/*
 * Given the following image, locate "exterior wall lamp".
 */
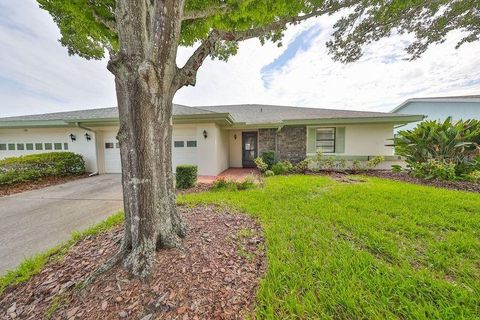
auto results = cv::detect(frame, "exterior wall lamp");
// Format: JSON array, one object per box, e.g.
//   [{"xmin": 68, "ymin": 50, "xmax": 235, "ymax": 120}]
[
  {"xmin": 69, "ymin": 133, "xmax": 76, "ymax": 141},
  {"xmin": 203, "ymin": 130, "xmax": 208, "ymax": 139},
  {"xmin": 85, "ymin": 133, "xmax": 91, "ymax": 141},
  {"xmin": 234, "ymin": 133, "xmax": 237, "ymax": 140}
]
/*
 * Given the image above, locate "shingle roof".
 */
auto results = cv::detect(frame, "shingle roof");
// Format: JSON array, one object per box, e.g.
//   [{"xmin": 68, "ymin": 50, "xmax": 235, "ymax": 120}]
[
  {"xmin": 0, "ymin": 104, "xmax": 215, "ymax": 122},
  {"xmin": 0, "ymin": 103, "xmax": 420, "ymax": 125},
  {"xmin": 197, "ymin": 104, "xmax": 412, "ymax": 124}
]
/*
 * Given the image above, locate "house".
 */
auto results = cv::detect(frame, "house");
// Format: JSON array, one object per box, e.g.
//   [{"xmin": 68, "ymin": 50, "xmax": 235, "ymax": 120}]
[
  {"xmin": 391, "ymin": 95, "xmax": 480, "ymax": 132},
  {"xmin": 0, "ymin": 104, "xmax": 423, "ymax": 175}
]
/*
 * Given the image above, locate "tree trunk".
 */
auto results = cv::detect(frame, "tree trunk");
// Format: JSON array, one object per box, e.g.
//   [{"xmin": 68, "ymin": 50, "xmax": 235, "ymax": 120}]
[{"xmin": 108, "ymin": 0, "xmax": 186, "ymax": 278}]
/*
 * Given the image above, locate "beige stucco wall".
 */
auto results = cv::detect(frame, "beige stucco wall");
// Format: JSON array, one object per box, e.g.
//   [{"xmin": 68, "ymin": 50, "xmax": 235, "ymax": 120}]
[
  {"xmin": 0, "ymin": 127, "xmax": 98, "ymax": 172},
  {"xmin": 344, "ymin": 123, "xmax": 394, "ymax": 156}
]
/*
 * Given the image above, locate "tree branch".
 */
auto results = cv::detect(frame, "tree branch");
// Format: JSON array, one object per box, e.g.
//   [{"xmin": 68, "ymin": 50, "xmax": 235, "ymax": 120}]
[
  {"xmin": 182, "ymin": 4, "xmax": 230, "ymax": 20},
  {"xmin": 175, "ymin": 4, "xmax": 354, "ymax": 89},
  {"xmin": 92, "ymin": 10, "xmax": 116, "ymax": 33}
]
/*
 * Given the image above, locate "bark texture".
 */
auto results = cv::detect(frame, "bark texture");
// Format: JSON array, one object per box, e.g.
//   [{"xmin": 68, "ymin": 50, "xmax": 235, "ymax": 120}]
[{"xmin": 109, "ymin": 0, "xmax": 186, "ymax": 278}]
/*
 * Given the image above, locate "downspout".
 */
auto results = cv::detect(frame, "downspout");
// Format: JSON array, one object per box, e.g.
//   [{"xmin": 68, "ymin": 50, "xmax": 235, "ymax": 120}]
[{"xmin": 75, "ymin": 122, "xmax": 99, "ymax": 176}]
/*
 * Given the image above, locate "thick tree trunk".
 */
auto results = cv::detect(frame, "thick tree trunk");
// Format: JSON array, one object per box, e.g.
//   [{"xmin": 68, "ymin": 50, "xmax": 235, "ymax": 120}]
[{"xmin": 108, "ymin": 0, "xmax": 186, "ymax": 278}]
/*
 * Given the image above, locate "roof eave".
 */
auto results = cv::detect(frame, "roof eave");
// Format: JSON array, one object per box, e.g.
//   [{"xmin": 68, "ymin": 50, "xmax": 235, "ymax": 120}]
[{"xmin": 283, "ymin": 115, "xmax": 425, "ymax": 125}]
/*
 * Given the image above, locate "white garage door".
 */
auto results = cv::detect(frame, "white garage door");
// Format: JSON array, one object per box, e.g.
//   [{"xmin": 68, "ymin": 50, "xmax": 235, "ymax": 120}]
[
  {"xmin": 103, "ymin": 133, "xmax": 121, "ymax": 173},
  {"xmin": 172, "ymin": 127, "xmax": 198, "ymax": 170},
  {"xmin": 102, "ymin": 129, "xmax": 198, "ymax": 174}
]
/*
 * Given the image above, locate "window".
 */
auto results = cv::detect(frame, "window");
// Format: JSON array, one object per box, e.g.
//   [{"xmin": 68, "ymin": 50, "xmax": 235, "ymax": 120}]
[
  {"xmin": 17, "ymin": 143, "xmax": 25, "ymax": 150},
  {"xmin": 35, "ymin": 143, "xmax": 43, "ymax": 150},
  {"xmin": 45, "ymin": 143, "xmax": 53, "ymax": 150},
  {"xmin": 54, "ymin": 143, "xmax": 62, "ymax": 150},
  {"xmin": 8, "ymin": 144, "xmax": 15, "ymax": 150},
  {"xmin": 63, "ymin": 143, "xmax": 68, "ymax": 150},
  {"xmin": 115, "ymin": 142, "xmax": 120, "ymax": 149},
  {"xmin": 174, "ymin": 141, "xmax": 184, "ymax": 148},
  {"xmin": 316, "ymin": 128, "xmax": 335, "ymax": 153},
  {"xmin": 26, "ymin": 143, "xmax": 34, "ymax": 150},
  {"xmin": 105, "ymin": 142, "xmax": 114, "ymax": 149},
  {"xmin": 186, "ymin": 140, "xmax": 197, "ymax": 147},
  {"xmin": 0, "ymin": 144, "xmax": 6, "ymax": 151}
]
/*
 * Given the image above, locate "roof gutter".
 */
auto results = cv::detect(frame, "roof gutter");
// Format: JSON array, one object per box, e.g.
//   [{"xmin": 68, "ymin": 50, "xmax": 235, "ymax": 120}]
[{"xmin": 74, "ymin": 122, "xmax": 94, "ymax": 132}]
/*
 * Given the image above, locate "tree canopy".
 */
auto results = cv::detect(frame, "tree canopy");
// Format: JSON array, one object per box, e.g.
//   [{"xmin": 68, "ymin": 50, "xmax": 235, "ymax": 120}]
[
  {"xmin": 37, "ymin": 0, "xmax": 351, "ymax": 60},
  {"xmin": 38, "ymin": 0, "xmax": 479, "ymax": 64},
  {"xmin": 327, "ymin": 0, "xmax": 480, "ymax": 62}
]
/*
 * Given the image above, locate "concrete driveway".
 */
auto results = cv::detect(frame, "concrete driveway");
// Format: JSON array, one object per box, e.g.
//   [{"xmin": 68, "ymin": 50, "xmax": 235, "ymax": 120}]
[{"xmin": 0, "ymin": 174, "xmax": 123, "ymax": 274}]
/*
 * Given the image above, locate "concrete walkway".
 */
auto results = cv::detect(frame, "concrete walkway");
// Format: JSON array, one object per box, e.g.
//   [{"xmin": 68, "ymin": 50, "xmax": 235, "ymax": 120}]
[{"xmin": 0, "ymin": 174, "xmax": 123, "ymax": 275}]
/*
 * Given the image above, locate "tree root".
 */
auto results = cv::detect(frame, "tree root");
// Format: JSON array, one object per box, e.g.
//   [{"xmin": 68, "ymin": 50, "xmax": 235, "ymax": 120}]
[{"xmin": 78, "ymin": 250, "xmax": 124, "ymax": 291}]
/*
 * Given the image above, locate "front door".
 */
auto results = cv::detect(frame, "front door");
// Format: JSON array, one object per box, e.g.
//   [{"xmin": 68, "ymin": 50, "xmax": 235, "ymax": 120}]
[{"xmin": 242, "ymin": 132, "xmax": 258, "ymax": 168}]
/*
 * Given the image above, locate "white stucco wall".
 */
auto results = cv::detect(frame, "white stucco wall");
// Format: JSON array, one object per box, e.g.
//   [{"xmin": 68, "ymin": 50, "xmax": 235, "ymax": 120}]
[
  {"xmin": 394, "ymin": 101, "xmax": 480, "ymax": 132},
  {"xmin": 344, "ymin": 123, "xmax": 394, "ymax": 156},
  {"xmin": 0, "ymin": 127, "xmax": 98, "ymax": 172}
]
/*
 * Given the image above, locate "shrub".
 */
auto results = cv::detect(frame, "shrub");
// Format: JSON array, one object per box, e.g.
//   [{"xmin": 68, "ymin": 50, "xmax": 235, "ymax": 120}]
[
  {"xmin": 261, "ymin": 151, "xmax": 276, "ymax": 169},
  {"xmin": 0, "ymin": 152, "xmax": 85, "ymax": 186},
  {"xmin": 237, "ymin": 175, "xmax": 256, "ymax": 190},
  {"xmin": 351, "ymin": 160, "xmax": 362, "ymax": 172},
  {"xmin": 254, "ymin": 157, "xmax": 268, "ymax": 173},
  {"xmin": 395, "ymin": 117, "xmax": 480, "ymax": 177},
  {"xmin": 464, "ymin": 170, "xmax": 480, "ymax": 183},
  {"xmin": 366, "ymin": 156, "xmax": 384, "ymax": 169},
  {"xmin": 410, "ymin": 160, "xmax": 457, "ymax": 181},
  {"xmin": 212, "ymin": 176, "xmax": 256, "ymax": 191},
  {"xmin": 294, "ymin": 159, "xmax": 310, "ymax": 173},
  {"xmin": 264, "ymin": 170, "xmax": 275, "ymax": 177},
  {"xmin": 391, "ymin": 164, "xmax": 402, "ymax": 173},
  {"xmin": 175, "ymin": 165, "xmax": 198, "ymax": 189},
  {"xmin": 272, "ymin": 161, "xmax": 293, "ymax": 175}
]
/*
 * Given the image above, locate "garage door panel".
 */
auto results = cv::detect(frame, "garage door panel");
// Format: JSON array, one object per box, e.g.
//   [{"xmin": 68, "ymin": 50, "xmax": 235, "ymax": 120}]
[{"xmin": 102, "ymin": 130, "xmax": 198, "ymax": 174}]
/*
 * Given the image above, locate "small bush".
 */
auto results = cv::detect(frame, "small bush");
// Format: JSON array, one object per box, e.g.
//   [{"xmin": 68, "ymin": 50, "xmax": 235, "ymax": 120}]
[
  {"xmin": 237, "ymin": 175, "xmax": 256, "ymax": 190},
  {"xmin": 261, "ymin": 151, "xmax": 276, "ymax": 169},
  {"xmin": 264, "ymin": 170, "xmax": 275, "ymax": 177},
  {"xmin": 272, "ymin": 161, "xmax": 293, "ymax": 175},
  {"xmin": 351, "ymin": 160, "xmax": 362, "ymax": 172},
  {"xmin": 212, "ymin": 176, "xmax": 256, "ymax": 191},
  {"xmin": 0, "ymin": 152, "xmax": 85, "ymax": 186},
  {"xmin": 176, "ymin": 165, "xmax": 198, "ymax": 189},
  {"xmin": 254, "ymin": 157, "xmax": 268, "ymax": 173},
  {"xmin": 464, "ymin": 170, "xmax": 480, "ymax": 183},
  {"xmin": 294, "ymin": 159, "xmax": 310, "ymax": 173},
  {"xmin": 391, "ymin": 164, "xmax": 402, "ymax": 173},
  {"xmin": 410, "ymin": 160, "xmax": 456, "ymax": 181},
  {"xmin": 366, "ymin": 156, "xmax": 384, "ymax": 169}
]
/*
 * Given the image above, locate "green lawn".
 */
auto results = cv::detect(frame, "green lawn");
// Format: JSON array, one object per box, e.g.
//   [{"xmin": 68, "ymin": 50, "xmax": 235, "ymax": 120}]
[{"xmin": 179, "ymin": 175, "xmax": 480, "ymax": 319}]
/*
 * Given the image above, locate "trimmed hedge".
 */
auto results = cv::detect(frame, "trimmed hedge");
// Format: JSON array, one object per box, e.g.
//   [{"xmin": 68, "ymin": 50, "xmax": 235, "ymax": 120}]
[
  {"xmin": 0, "ymin": 152, "xmax": 86, "ymax": 186},
  {"xmin": 176, "ymin": 165, "xmax": 198, "ymax": 189}
]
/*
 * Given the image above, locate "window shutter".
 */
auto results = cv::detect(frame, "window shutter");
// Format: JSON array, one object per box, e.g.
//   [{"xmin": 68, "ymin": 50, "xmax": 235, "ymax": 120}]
[
  {"xmin": 335, "ymin": 127, "xmax": 345, "ymax": 153},
  {"xmin": 307, "ymin": 127, "xmax": 317, "ymax": 154}
]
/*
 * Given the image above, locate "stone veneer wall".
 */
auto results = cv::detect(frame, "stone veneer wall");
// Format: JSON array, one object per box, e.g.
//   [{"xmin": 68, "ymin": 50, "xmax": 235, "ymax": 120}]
[{"xmin": 258, "ymin": 126, "xmax": 306, "ymax": 164}]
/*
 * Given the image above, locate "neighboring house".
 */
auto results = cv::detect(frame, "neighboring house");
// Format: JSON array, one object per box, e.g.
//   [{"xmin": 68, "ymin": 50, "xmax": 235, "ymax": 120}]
[
  {"xmin": 392, "ymin": 95, "xmax": 480, "ymax": 132},
  {"xmin": 0, "ymin": 104, "xmax": 422, "ymax": 175}
]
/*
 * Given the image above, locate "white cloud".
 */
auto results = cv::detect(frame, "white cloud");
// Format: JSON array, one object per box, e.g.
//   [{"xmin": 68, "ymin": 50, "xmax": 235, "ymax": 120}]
[{"xmin": 0, "ymin": 1, "xmax": 479, "ymax": 117}]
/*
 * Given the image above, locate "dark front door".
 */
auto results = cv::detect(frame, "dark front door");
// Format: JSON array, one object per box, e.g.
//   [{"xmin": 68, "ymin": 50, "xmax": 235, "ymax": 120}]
[{"xmin": 242, "ymin": 132, "xmax": 258, "ymax": 168}]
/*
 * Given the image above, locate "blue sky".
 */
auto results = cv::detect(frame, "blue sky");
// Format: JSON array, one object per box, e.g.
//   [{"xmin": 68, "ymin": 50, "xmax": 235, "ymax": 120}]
[{"xmin": 0, "ymin": 1, "xmax": 479, "ymax": 117}]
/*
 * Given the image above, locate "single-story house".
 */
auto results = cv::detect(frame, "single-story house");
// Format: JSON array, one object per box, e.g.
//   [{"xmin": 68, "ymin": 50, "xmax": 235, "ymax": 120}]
[
  {"xmin": 392, "ymin": 95, "xmax": 480, "ymax": 132},
  {"xmin": 0, "ymin": 104, "xmax": 423, "ymax": 175}
]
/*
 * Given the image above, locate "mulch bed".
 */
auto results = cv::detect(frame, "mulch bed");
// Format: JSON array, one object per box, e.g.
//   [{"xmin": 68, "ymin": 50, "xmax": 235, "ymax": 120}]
[
  {"xmin": 0, "ymin": 174, "xmax": 90, "ymax": 198},
  {"xmin": 177, "ymin": 183, "xmax": 212, "ymax": 195},
  {"xmin": 363, "ymin": 171, "xmax": 480, "ymax": 193},
  {"xmin": 0, "ymin": 205, "xmax": 266, "ymax": 320}
]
